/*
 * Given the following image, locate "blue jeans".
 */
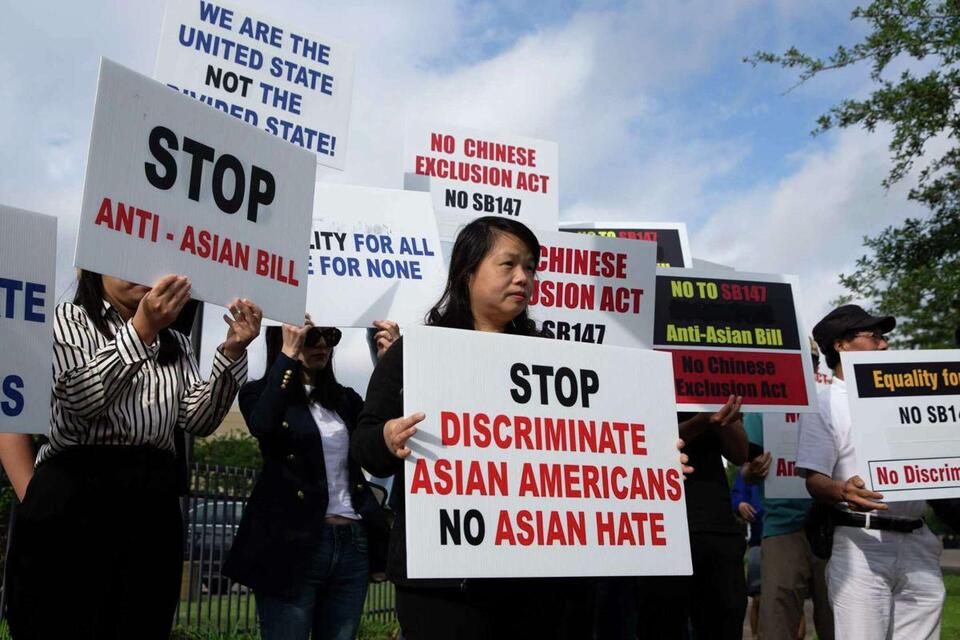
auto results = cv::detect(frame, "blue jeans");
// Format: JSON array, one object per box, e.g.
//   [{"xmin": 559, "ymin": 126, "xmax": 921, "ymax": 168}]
[{"xmin": 256, "ymin": 521, "xmax": 370, "ymax": 640}]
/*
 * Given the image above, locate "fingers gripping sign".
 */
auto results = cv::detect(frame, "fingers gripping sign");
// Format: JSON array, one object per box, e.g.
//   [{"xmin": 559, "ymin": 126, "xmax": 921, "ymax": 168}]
[
  {"xmin": 384, "ymin": 412, "xmax": 425, "ymax": 459},
  {"xmin": 372, "ymin": 319, "xmax": 401, "ymax": 359},
  {"xmin": 132, "ymin": 274, "xmax": 192, "ymax": 344},
  {"xmin": 222, "ymin": 298, "xmax": 263, "ymax": 360}
]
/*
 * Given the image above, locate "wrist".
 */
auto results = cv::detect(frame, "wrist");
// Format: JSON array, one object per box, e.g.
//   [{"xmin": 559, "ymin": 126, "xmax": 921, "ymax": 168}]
[
  {"xmin": 281, "ymin": 345, "xmax": 300, "ymax": 359},
  {"xmin": 131, "ymin": 313, "xmax": 158, "ymax": 345},
  {"xmin": 221, "ymin": 343, "xmax": 244, "ymax": 361}
]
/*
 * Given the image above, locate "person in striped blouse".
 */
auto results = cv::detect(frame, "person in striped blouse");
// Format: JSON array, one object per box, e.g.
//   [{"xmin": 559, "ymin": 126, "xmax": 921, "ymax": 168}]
[{"xmin": 6, "ymin": 270, "xmax": 262, "ymax": 640}]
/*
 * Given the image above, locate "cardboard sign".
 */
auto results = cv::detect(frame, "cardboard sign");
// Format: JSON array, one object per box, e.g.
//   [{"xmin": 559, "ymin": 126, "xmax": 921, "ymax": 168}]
[
  {"xmin": 845, "ymin": 349, "xmax": 960, "ymax": 501},
  {"xmin": 155, "ymin": 0, "xmax": 356, "ymax": 169},
  {"xmin": 762, "ymin": 414, "xmax": 807, "ymax": 499},
  {"xmin": 403, "ymin": 326, "xmax": 691, "ymax": 578},
  {"xmin": 529, "ymin": 230, "xmax": 657, "ymax": 348},
  {"xmin": 0, "ymin": 206, "xmax": 56, "ymax": 434},
  {"xmin": 75, "ymin": 58, "xmax": 314, "ymax": 325},
  {"xmin": 403, "ymin": 123, "xmax": 559, "ymax": 241},
  {"xmin": 308, "ymin": 185, "xmax": 445, "ymax": 327},
  {"xmin": 560, "ymin": 222, "xmax": 692, "ymax": 268},
  {"xmin": 652, "ymin": 268, "xmax": 817, "ymax": 412}
]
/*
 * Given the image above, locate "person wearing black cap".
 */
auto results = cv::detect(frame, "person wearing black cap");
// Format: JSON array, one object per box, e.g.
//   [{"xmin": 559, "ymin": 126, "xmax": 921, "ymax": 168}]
[{"xmin": 796, "ymin": 305, "xmax": 944, "ymax": 640}]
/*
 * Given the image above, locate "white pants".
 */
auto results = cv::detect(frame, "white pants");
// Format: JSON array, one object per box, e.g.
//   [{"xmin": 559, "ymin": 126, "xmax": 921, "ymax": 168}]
[{"xmin": 826, "ymin": 524, "xmax": 944, "ymax": 640}]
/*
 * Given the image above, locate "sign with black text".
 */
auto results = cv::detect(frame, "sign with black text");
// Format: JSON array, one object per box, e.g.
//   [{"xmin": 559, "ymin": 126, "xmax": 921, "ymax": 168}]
[
  {"xmin": 308, "ymin": 185, "xmax": 445, "ymax": 327},
  {"xmin": 653, "ymin": 268, "xmax": 817, "ymax": 412},
  {"xmin": 845, "ymin": 349, "xmax": 960, "ymax": 501},
  {"xmin": 762, "ymin": 413, "xmax": 807, "ymax": 499},
  {"xmin": 155, "ymin": 0, "xmax": 356, "ymax": 169},
  {"xmin": 1, "ymin": 205, "xmax": 56, "ymax": 434},
  {"xmin": 75, "ymin": 58, "xmax": 315, "ymax": 324},
  {"xmin": 560, "ymin": 222, "xmax": 691, "ymax": 268},
  {"xmin": 529, "ymin": 230, "xmax": 657, "ymax": 348},
  {"xmin": 403, "ymin": 326, "xmax": 691, "ymax": 578},
  {"xmin": 404, "ymin": 123, "xmax": 559, "ymax": 241}
]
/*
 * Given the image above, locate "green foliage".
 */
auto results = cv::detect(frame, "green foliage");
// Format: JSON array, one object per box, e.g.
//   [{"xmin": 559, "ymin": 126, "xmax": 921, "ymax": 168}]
[
  {"xmin": 747, "ymin": 1, "xmax": 960, "ymax": 348},
  {"xmin": 193, "ymin": 433, "xmax": 262, "ymax": 470}
]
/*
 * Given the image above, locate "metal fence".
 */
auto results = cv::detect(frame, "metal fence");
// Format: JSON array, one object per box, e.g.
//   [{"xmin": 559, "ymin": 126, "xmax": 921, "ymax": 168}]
[{"xmin": 176, "ymin": 463, "xmax": 396, "ymax": 634}]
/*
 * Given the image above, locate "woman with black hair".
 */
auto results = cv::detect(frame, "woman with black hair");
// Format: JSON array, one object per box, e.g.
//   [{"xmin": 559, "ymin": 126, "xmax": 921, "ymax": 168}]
[
  {"xmin": 224, "ymin": 315, "xmax": 397, "ymax": 640},
  {"xmin": 6, "ymin": 271, "xmax": 261, "ymax": 640},
  {"xmin": 352, "ymin": 216, "xmax": 574, "ymax": 639}
]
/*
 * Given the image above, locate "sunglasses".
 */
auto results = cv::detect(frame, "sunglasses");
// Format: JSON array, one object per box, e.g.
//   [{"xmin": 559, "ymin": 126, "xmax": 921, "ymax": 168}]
[{"xmin": 305, "ymin": 327, "xmax": 342, "ymax": 348}]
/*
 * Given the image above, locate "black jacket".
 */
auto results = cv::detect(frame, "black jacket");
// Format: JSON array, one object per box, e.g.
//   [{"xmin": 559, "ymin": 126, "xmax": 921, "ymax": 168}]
[{"xmin": 223, "ymin": 353, "xmax": 389, "ymax": 595}]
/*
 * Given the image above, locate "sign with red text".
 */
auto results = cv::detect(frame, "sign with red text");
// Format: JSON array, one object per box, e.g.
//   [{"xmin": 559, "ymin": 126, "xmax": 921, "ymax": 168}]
[
  {"xmin": 403, "ymin": 326, "xmax": 691, "ymax": 578},
  {"xmin": 155, "ymin": 0, "xmax": 356, "ymax": 170},
  {"xmin": 1, "ymin": 206, "xmax": 56, "ymax": 434},
  {"xmin": 561, "ymin": 222, "xmax": 692, "ymax": 268},
  {"xmin": 308, "ymin": 185, "xmax": 445, "ymax": 327},
  {"xmin": 762, "ymin": 414, "xmax": 807, "ymax": 499},
  {"xmin": 529, "ymin": 230, "xmax": 657, "ymax": 348},
  {"xmin": 75, "ymin": 58, "xmax": 314, "ymax": 324},
  {"xmin": 845, "ymin": 349, "xmax": 960, "ymax": 501},
  {"xmin": 653, "ymin": 268, "xmax": 817, "ymax": 412},
  {"xmin": 403, "ymin": 123, "xmax": 559, "ymax": 241}
]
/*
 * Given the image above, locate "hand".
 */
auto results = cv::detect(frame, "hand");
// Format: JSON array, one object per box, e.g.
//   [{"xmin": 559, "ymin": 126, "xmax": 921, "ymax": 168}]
[
  {"xmin": 372, "ymin": 320, "xmax": 400, "ymax": 359},
  {"xmin": 383, "ymin": 413, "xmax": 425, "ymax": 459},
  {"xmin": 222, "ymin": 299, "xmax": 262, "ymax": 360},
  {"xmin": 709, "ymin": 395, "xmax": 743, "ymax": 429},
  {"xmin": 132, "ymin": 275, "xmax": 191, "ymax": 344},
  {"xmin": 738, "ymin": 502, "xmax": 757, "ymax": 522},
  {"xmin": 282, "ymin": 314, "xmax": 314, "ymax": 359},
  {"xmin": 744, "ymin": 452, "xmax": 772, "ymax": 482},
  {"xmin": 677, "ymin": 439, "xmax": 694, "ymax": 476},
  {"xmin": 841, "ymin": 475, "xmax": 887, "ymax": 512}
]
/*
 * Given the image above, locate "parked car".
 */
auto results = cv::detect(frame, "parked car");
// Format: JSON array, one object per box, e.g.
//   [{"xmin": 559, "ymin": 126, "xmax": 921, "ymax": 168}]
[{"xmin": 185, "ymin": 499, "xmax": 245, "ymax": 593}]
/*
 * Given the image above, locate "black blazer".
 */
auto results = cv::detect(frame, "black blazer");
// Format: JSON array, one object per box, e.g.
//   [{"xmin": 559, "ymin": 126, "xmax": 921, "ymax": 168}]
[{"xmin": 223, "ymin": 353, "xmax": 388, "ymax": 595}]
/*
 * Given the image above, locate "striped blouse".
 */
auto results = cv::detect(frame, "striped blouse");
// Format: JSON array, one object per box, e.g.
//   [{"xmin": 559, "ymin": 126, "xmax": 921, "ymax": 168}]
[{"xmin": 36, "ymin": 300, "xmax": 247, "ymax": 465}]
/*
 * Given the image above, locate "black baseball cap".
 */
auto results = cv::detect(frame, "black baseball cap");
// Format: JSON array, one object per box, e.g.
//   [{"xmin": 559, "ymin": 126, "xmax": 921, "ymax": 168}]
[{"xmin": 812, "ymin": 304, "xmax": 895, "ymax": 351}]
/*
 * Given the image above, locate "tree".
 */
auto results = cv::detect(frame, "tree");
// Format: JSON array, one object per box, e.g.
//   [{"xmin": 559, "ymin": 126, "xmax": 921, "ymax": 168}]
[{"xmin": 746, "ymin": 0, "xmax": 960, "ymax": 348}]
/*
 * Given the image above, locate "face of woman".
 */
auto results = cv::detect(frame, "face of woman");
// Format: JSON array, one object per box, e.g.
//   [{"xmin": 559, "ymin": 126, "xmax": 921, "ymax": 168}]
[
  {"xmin": 299, "ymin": 337, "xmax": 332, "ymax": 372},
  {"xmin": 467, "ymin": 231, "xmax": 536, "ymax": 332},
  {"xmin": 101, "ymin": 275, "xmax": 150, "ymax": 317}
]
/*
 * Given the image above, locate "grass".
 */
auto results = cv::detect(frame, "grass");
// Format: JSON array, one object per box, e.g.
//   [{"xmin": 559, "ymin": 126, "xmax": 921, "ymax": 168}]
[{"xmin": 944, "ymin": 574, "xmax": 960, "ymax": 639}]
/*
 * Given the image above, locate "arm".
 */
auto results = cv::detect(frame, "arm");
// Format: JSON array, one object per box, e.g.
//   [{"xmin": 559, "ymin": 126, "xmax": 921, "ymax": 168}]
[
  {"xmin": 679, "ymin": 396, "xmax": 747, "ymax": 465},
  {"xmin": 352, "ymin": 340, "xmax": 408, "ymax": 478},
  {"xmin": 0, "ymin": 434, "xmax": 34, "ymax": 501},
  {"xmin": 177, "ymin": 339, "xmax": 248, "ymax": 437},
  {"xmin": 238, "ymin": 353, "xmax": 301, "ymax": 439},
  {"xmin": 52, "ymin": 303, "xmax": 159, "ymax": 420}
]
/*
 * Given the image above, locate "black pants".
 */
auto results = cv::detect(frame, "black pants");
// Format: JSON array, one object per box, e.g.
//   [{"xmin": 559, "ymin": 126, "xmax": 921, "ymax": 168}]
[
  {"xmin": 6, "ymin": 446, "xmax": 183, "ymax": 640},
  {"xmin": 396, "ymin": 578, "xmax": 588, "ymax": 640},
  {"xmin": 635, "ymin": 532, "xmax": 747, "ymax": 640}
]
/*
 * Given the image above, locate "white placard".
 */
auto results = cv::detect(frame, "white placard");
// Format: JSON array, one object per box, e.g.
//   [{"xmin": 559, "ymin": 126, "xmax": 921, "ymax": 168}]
[
  {"xmin": 529, "ymin": 230, "xmax": 657, "ymax": 348},
  {"xmin": 560, "ymin": 221, "xmax": 692, "ymax": 269},
  {"xmin": 155, "ymin": 0, "xmax": 356, "ymax": 169},
  {"xmin": 762, "ymin": 414, "xmax": 808, "ymax": 499},
  {"xmin": 307, "ymin": 185, "xmax": 446, "ymax": 327},
  {"xmin": 403, "ymin": 326, "xmax": 691, "ymax": 578},
  {"xmin": 1, "ymin": 206, "xmax": 56, "ymax": 434},
  {"xmin": 75, "ymin": 58, "xmax": 314, "ymax": 325},
  {"xmin": 404, "ymin": 122, "xmax": 559, "ymax": 241},
  {"xmin": 845, "ymin": 349, "xmax": 960, "ymax": 501}
]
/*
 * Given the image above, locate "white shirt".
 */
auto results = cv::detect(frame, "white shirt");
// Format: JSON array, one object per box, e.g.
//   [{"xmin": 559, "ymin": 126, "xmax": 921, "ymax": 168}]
[
  {"xmin": 797, "ymin": 376, "xmax": 925, "ymax": 519},
  {"xmin": 305, "ymin": 387, "xmax": 360, "ymax": 520}
]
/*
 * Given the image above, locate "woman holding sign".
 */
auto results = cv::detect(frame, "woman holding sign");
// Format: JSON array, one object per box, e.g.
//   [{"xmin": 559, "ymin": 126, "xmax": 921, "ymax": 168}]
[
  {"xmin": 6, "ymin": 270, "xmax": 262, "ymax": 640},
  {"xmin": 224, "ymin": 316, "xmax": 396, "ymax": 640},
  {"xmin": 353, "ymin": 216, "xmax": 602, "ymax": 639}
]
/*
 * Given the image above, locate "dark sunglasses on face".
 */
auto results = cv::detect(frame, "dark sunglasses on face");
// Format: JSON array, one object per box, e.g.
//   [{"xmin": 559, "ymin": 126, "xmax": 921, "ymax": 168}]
[{"xmin": 305, "ymin": 327, "xmax": 341, "ymax": 348}]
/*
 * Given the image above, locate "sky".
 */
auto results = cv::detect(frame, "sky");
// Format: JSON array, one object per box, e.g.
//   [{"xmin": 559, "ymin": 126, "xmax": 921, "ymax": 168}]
[{"xmin": 0, "ymin": 0, "xmax": 927, "ymax": 393}]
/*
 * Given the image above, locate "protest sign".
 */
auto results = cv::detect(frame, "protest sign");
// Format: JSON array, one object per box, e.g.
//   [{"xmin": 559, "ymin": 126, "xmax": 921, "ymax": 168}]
[
  {"xmin": 529, "ymin": 230, "xmax": 657, "ymax": 348},
  {"xmin": 403, "ymin": 326, "xmax": 691, "ymax": 578},
  {"xmin": 653, "ymin": 268, "xmax": 817, "ymax": 412},
  {"xmin": 762, "ymin": 413, "xmax": 807, "ymax": 499},
  {"xmin": 75, "ymin": 58, "xmax": 314, "ymax": 325},
  {"xmin": 155, "ymin": 0, "xmax": 356, "ymax": 169},
  {"xmin": 560, "ymin": 222, "xmax": 691, "ymax": 268},
  {"xmin": 1, "ymin": 206, "xmax": 56, "ymax": 434},
  {"xmin": 403, "ymin": 123, "xmax": 559, "ymax": 241},
  {"xmin": 307, "ymin": 184, "xmax": 445, "ymax": 327},
  {"xmin": 844, "ymin": 349, "xmax": 960, "ymax": 501}
]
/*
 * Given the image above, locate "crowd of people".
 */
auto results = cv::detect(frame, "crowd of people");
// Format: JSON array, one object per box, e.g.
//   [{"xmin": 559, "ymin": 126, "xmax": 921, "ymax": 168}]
[{"xmin": 0, "ymin": 215, "xmax": 956, "ymax": 640}]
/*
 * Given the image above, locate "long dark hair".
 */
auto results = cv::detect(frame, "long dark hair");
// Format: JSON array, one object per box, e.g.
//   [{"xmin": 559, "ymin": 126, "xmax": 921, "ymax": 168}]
[
  {"xmin": 263, "ymin": 326, "xmax": 347, "ymax": 413},
  {"xmin": 74, "ymin": 270, "xmax": 182, "ymax": 366},
  {"xmin": 426, "ymin": 216, "xmax": 543, "ymax": 337}
]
